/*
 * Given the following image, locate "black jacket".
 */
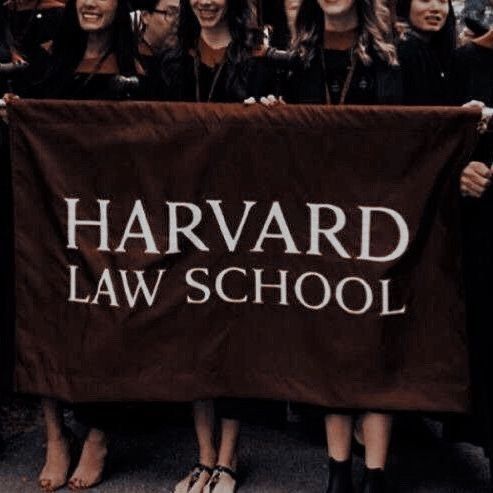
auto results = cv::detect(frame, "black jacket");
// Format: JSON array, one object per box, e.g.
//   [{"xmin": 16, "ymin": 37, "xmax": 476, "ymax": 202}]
[
  {"xmin": 283, "ymin": 48, "xmax": 402, "ymax": 105},
  {"xmin": 157, "ymin": 45, "xmax": 276, "ymax": 103}
]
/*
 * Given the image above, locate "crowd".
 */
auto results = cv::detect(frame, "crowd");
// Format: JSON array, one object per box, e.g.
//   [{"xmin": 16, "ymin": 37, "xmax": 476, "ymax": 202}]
[{"xmin": 1, "ymin": 0, "xmax": 493, "ymax": 492}]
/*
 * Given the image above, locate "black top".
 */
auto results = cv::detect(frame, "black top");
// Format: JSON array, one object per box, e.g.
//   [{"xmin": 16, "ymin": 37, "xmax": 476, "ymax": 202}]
[
  {"xmin": 450, "ymin": 42, "xmax": 493, "ymax": 163},
  {"xmin": 157, "ymin": 45, "xmax": 276, "ymax": 103},
  {"xmin": 283, "ymin": 48, "xmax": 402, "ymax": 105},
  {"xmin": 24, "ymin": 49, "xmax": 146, "ymax": 100},
  {"xmin": 398, "ymin": 31, "xmax": 448, "ymax": 105},
  {"xmin": 450, "ymin": 42, "xmax": 493, "ymax": 107},
  {"xmin": 445, "ymin": 39, "xmax": 493, "ymax": 457}
]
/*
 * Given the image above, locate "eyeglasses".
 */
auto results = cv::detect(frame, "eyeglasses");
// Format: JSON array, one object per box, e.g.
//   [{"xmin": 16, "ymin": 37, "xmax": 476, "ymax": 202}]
[{"xmin": 152, "ymin": 7, "xmax": 179, "ymax": 21}]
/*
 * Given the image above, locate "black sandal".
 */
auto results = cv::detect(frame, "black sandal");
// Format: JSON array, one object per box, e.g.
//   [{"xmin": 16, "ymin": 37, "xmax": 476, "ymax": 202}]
[
  {"xmin": 208, "ymin": 465, "xmax": 238, "ymax": 492},
  {"xmin": 187, "ymin": 463, "xmax": 213, "ymax": 492}
]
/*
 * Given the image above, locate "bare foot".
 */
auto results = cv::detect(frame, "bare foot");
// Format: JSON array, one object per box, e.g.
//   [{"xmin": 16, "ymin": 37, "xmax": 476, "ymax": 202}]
[
  {"xmin": 204, "ymin": 467, "xmax": 237, "ymax": 493},
  {"xmin": 174, "ymin": 465, "xmax": 212, "ymax": 493},
  {"xmin": 68, "ymin": 434, "xmax": 107, "ymax": 490},
  {"xmin": 38, "ymin": 436, "xmax": 71, "ymax": 492}
]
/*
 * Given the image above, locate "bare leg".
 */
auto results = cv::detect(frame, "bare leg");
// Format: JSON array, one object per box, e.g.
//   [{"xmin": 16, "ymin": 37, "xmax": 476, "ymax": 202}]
[
  {"xmin": 174, "ymin": 400, "xmax": 217, "ymax": 493},
  {"xmin": 217, "ymin": 418, "xmax": 239, "ymax": 468},
  {"xmin": 362, "ymin": 412, "xmax": 392, "ymax": 469},
  {"xmin": 325, "ymin": 414, "xmax": 353, "ymax": 461},
  {"xmin": 204, "ymin": 418, "xmax": 239, "ymax": 493},
  {"xmin": 68, "ymin": 428, "xmax": 107, "ymax": 490},
  {"xmin": 196, "ymin": 400, "xmax": 217, "ymax": 467},
  {"xmin": 39, "ymin": 398, "xmax": 71, "ymax": 492}
]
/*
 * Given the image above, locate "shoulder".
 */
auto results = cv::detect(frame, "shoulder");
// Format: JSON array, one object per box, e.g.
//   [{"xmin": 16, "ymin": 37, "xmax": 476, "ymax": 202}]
[
  {"xmin": 396, "ymin": 33, "xmax": 430, "ymax": 64},
  {"xmin": 453, "ymin": 43, "xmax": 487, "ymax": 65}
]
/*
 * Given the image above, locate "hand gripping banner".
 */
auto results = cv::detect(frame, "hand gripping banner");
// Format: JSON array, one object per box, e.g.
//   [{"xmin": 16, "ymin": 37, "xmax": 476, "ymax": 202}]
[{"xmin": 9, "ymin": 101, "xmax": 479, "ymax": 411}]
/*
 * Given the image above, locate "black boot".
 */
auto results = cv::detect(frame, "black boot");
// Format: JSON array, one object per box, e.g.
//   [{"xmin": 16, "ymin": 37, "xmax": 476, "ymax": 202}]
[
  {"xmin": 326, "ymin": 457, "xmax": 353, "ymax": 493},
  {"xmin": 361, "ymin": 467, "xmax": 386, "ymax": 493}
]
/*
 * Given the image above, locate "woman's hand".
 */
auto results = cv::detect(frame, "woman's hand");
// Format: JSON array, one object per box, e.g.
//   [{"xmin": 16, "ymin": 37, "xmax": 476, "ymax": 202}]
[
  {"xmin": 462, "ymin": 99, "xmax": 485, "ymax": 111},
  {"xmin": 244, "ymin": 95, "xmax": 285, "ymax": 107},
  {"xmin": 460, "ymin": 161, "xmax": 492, "ymax": 198},
  {"xmin": 0, "ymin": 93, "xmax": 20, "ymax": 123}
]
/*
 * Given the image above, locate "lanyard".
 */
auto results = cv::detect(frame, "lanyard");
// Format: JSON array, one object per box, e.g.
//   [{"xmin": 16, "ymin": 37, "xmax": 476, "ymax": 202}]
[
  {"xmin": 320, "ymin": 47, "xmax": 357, "ymax": 105},
  {"xmin": 193, "ymin": 48, "xmax": 227, "ymax": 103},
  {"xmin": 77, "ymin": 49, "xmax": 113, "ymax": 90}
]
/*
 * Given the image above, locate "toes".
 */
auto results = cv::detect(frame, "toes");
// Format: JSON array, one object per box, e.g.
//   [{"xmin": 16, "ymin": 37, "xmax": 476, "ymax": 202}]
[
  {"xmin": 68, "ymin": 478, "xmax": 80, "ymax": 490},
  {"xmin": 38, "ymin": 479, "xmax": 52, "ymax": 492},
  {"xmin": 69, "ymin": 476, "xmax": 92, "ymax": 490}
]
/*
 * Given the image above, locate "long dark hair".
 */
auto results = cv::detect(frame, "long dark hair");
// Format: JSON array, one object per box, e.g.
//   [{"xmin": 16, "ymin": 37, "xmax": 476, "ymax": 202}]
[
  {"xmin": 396, "ymin": 0, "xmax": 456, "ymax": 66},
  {"xmin": 177, "ymin": 0, "xmax": 258, "ymax": 62},
  {"xmin": 50, "ymin": 0, "xmax": 138, "ymax": 76},
  {"xmin": 261, "ymin": 0, "xmax": 291, "ymax": 49},
  {"xmin": 0, "ymin": 4, "xmax": 15, "ymax": 63},
  {"xmin": 294, "ymin": 0, "xmax": 398, "ymax": 66}
]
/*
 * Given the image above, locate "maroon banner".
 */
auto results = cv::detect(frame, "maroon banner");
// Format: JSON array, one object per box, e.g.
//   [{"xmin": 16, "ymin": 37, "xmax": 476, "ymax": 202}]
[{"xmin": 9, "ymin": 100, "xmax": 479, "ymax": 411}]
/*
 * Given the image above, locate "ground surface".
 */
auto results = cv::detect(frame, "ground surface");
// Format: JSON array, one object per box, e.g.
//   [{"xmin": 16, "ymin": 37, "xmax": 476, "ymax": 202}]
[{"xmin": 0, "ymin": 398, "xmax": 490, "ymax": 492}]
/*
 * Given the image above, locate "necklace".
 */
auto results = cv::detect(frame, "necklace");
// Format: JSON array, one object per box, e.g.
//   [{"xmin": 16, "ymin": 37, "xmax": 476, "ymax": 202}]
[
  {"xmin": 320, "ymin": 46, "xmax": 357, "ymax": 105},
  {"xmin": 193, "ymin": 42, "xmax": 228, "ymax": 103}
]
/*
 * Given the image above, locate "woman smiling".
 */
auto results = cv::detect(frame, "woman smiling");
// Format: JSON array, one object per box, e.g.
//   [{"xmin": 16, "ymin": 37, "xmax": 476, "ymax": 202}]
[
  {"xmin": 397, "ymin": 0, "xmax": 456, "ymax": 104},
  {"xmin": 157, "ymin": 0, "xmax": 272, "ymax": 102},
  {"xmin": 284, "ymin": 0, "xmax": 400, "ymax": 105},
  {"xmin": 282, "ymin": 1, "xmax": 400, "ymax": 492},
  {"xmin": 31, "ymin": 0, "xmax": 143, "ymax": 99},
  {"xmin": 30, "ymin": 0, "xmax": 144, "ymax": 491}
]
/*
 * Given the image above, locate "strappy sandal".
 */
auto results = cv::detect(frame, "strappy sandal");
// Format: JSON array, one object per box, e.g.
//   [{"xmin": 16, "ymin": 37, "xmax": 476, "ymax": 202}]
[
  {"xmin": 187, "ymin": 463, "xmax": 214, "ymax": 492},
  {"xmin": 207, "ymin": 465, "xmax": 238, "ymax": 493}
]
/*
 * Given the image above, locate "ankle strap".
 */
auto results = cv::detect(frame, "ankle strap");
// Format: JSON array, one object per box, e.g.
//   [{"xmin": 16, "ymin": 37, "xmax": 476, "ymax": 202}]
[
  {"xmin": 212, "ymin": 465, "xmax": 237, "ymax": 480},
  {"xmin": 193, "ymin": 463, "xmax": 214, "ymax": 475},
  {"xmin": 188, "ymin": 463, "xmax": 213, "ymax": 490}
]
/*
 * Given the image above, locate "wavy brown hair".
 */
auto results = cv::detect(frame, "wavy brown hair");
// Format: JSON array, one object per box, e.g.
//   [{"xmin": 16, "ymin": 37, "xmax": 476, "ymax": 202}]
[{"xmin": 293, "ymin": 0, "xmax": 398, "ymax": 66}]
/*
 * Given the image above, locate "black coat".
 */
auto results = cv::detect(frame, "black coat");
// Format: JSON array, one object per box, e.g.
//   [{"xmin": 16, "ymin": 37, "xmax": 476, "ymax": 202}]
[
  {"xmin": 157, "ymin": 45, "xmax": 276, "ymax": 103},
  {"xmin": 398, "ymin": 32, "xmax": 449, "ymax": 105},
  {"xmin": 283, "ymin": 48, "xmax": 402, "ymax": 105},
  {"xmin": 446, "ymin": 41, "xmax": 493, "ymax": 456}
]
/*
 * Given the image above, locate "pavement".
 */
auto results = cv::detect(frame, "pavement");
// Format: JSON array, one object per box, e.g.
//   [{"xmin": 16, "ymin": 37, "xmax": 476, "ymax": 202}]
[{"xmin": 0, "ymin": 399, "xmax": 491, "ymax": 493}]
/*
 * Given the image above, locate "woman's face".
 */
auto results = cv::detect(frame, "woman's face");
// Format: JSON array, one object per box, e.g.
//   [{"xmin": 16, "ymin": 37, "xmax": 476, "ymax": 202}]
[
  {"xmin": 190, "ymin": 0, "xmax": 228, "ymax": 29},
  {"xmin": 76, "ymin": 0, "xmax": 118, "ymax": 32},
  {"xmin": 317, "ymin": 0, "xmax": 357, "ymax": 19},
  {"xmin": 409, "ymin": 0, "xmax": 449, "ymax": 32}
]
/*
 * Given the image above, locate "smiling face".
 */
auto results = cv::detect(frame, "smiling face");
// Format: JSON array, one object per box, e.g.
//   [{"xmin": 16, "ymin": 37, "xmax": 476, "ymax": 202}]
[
  {"xmin": 76, "ymin": 0, "xmax": 118, "ymax": 32},
  {"xmin": 189, "ymin": 0, "xmax": 227, "ymax": 29},
  {"xmin": 409, "ymin": 0, "xmax": 449, "ymax": 32},
  {"xmin": 317, "ymin": 0, "xmax": 357, "ymax": 19}
]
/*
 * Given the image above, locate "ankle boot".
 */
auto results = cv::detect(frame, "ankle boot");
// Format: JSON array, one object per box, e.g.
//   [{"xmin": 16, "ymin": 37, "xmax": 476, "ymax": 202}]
[
  {"xmin": 361, "ymin": 467, "xmax": 385, "ymax": 493},
  {"xmin": 325, "ymin": 457, "xmax": 353, "ymax": 493}
]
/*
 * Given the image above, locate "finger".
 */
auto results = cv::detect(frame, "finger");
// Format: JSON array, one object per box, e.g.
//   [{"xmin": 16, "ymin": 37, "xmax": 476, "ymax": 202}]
[
  {"xmin": 463, "ymin": 99, "xmax": 486, "ymax": 109},
  {"xmin": 469, "ymin": 175, "xmax": 491, "ymax": 188},
  {"xmin": 243, "ymin": 97, "xmax": 256, "ymax": 106},
  {"xmin": 462, "ymin": 180, "xmax": 486, "ymax": 197},
  {"xmin": 469, "ymin": 162, "xmax": 491, "ymax": 178},
  {"xmin": 260, "ymin": 96, "xmax": 272, "ymax": 107},
  {"xmin": 461, "ymin": 183, "xmax": 481, "ymax": 198}
]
